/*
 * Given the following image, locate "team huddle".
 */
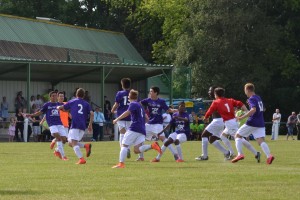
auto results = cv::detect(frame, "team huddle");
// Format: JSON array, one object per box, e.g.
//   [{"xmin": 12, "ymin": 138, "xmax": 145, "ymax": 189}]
[{"xmin": 26, "ymin": 78, "xmax": 275, "ymax": 167}]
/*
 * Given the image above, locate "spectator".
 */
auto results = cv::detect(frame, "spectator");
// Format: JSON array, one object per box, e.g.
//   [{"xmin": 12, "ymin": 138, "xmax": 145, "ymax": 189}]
[
  {"xmin": 35, "ymin": 94, "xmax": 43, "ymax": 110},
  {"xmin": 1, "ymin": 96, "xmax": 9, "ymax": 123},
  {"xmin": 197, "ymin": 108, "xmax": 205, "ymax": 124},
  {"xmin": 297, "ymin": 112, "xmax": 300, "ymax": 140},
  {"xmin": 63, "ymin": 91, "xmax": 68, "ymax": 102},
  {"xmin": 104, "ymin": 96, "xmax": 112, "ymax": 134},
  {"xmin": 30, "ymin": 104, "xmax": 41, "ymax": 142},
  {"xmin": 14, "ymin": 91, "xmax": 26, "ymax": 114},
  {"xmin": 162, "ymin": 110, "xmax": 172, "ymax": 138},
  {"xmin": 29, "ymin": 95, "xmax": 36, "ymax": 112},
  {"xmin": 92, "ymin": 107, "xmax": 105, "ymax": 141},
  {"xmin": 15, "ymin": 108, "xmax": 24, "ymax": 142},
  {"xmin": 83, "ymin": 90, "xmax": 91, "ymax": 104},
  {"xmin": 271, "ymin": 109, "xmax": 281, "ymax": 140},
  {"xmin": 286, "ymin": 112, "xmax": 297, "ymax": 140},
  {"xmin": 40, "ymin": 118, "xmax": 51, "ymax": 142},
  {"xmin": 8, "ymin": 117, "xmax": 16, "ymax": 142},
  {"xmin": 197, "ymin": 123, "xmax": 205, "ymax": 140},
  {"xmin": 70, "ymin": 88, "xmax": 79, "ymax": 100}
]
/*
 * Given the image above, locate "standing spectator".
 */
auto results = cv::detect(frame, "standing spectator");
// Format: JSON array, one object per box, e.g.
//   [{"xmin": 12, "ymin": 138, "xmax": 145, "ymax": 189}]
[
  {"xmin": 271, "ymin": 109, "xmax": 281, "ymax": 140},
  {"xmin": 92, "ymin": 107, "xmax": 105, "ymax": 141},
  {"xmin": 15, "ymin": 108, "xmax": 24, "ymax": 142},
  {"xmin": 297, "ymin": 112, "xmax": 300, "ymax": 140},
  {"xmin": 63, "ymin": 91, "xmax": 68, "ymax": 102},
  {"xmin": 35, "ymin": 94, "xmax": 43, "ymax": 110},
  {"xmin": 286, "ymin": 112, "xmax": 297, "ymax": 140},
  {"xmin": 14, "ymin": 91, "xmax": 26, "ymax": 114},
  {"xmin": 104, "ymin": 96, "xmax": 112, "ymax": 134},
  {"xmin": 84, "ymin": 90, "xmax": 91, "ymax": 104},
  {"xmin": 29, "ymin": 95, "xmax": 36, "ymax": 112},
  {"xmin": 1, "ymin": 96, "xmax": 9, "ymax": 124},
  {"xmin": 31, "ymin": 104, "xmax": 41, "ymax": 142},
  {"xmin": 8, "ymin": 117, "xmax": 16, "ymax": 142}
]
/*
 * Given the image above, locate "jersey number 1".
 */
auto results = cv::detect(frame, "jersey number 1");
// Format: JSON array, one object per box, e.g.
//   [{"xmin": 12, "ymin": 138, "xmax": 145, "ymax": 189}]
[{"xmin": 224, "ymin": 103, "xmax": 230, "ymax": 113}]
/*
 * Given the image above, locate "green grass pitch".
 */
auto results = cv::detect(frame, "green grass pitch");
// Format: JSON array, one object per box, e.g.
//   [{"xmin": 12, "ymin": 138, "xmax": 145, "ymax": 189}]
[{"xmin": 0, "ymin": 137, "xmax": 299, "ymax": 200}]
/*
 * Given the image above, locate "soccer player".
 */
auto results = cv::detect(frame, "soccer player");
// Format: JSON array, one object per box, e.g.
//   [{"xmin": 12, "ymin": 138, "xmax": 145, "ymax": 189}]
[
  {"xmin": 111, "ymin": 78, "xmax": 132, "ymax": 158},
  {"xmin": 112, "ymin": 89, "xmax": 162, "ymax": 168},
  {"xmin": 50, "ymin": 92, "xmax": 70, "ymax": 155},
  {"xmin": 137, "ymin": 86, "xmax": 177, "ymax": 161},
  {"xmin": 232, "ymin": 83, "xmax": 275, "ymax": 164},
  {"xmin": 57, "ymin": 88, "xmax": 93, "ymax": 164},
  {"xmin": 204, "ymin": 87, "xmax": 260, "ymax": 161},
  {"xmin": 195, "ymin": 86, "xmax": 230, "ymax": 161},
  {"xmin": 152, "ymin": 101, "xmax": 189, "ymax": 162},
  {"xmin": 28, "ymin": 91, "xmax": 67, "ymax": 160}
]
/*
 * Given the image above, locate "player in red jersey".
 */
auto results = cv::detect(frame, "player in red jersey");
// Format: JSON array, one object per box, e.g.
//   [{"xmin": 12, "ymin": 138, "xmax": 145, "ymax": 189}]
[{"xmin": 204, "ymin": 87, "xmax": 260, "ymax": 161}]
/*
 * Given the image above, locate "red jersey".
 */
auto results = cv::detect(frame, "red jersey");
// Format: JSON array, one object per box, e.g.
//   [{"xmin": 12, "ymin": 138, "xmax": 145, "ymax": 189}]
[{"xmin": 205, "ymin": 97, "xmax": 244, "ymax": 121}]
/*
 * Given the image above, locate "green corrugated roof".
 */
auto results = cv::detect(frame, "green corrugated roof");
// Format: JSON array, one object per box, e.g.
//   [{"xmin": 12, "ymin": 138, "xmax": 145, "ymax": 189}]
[{"xmin": 0, "ymin": 14, "xmax": 145, "ymax": 63}]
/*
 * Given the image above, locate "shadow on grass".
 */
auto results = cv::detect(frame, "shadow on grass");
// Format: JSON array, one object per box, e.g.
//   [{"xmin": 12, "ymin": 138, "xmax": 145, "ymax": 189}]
[{"xmin": 0, "ymin": 189, "xmax": 41, "ymax": 195}]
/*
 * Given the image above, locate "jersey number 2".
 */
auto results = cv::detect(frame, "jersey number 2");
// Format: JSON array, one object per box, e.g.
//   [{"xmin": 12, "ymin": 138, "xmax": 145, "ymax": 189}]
[{"xmin": 78, "ymin": 104, "xmax": 83, "ymax": 114}]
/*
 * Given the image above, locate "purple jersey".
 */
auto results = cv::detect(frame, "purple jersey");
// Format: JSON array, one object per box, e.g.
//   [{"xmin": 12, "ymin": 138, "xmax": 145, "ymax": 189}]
[
  {"xmin": 171, "ymin": 112, "xmax": 190, "ymax": 136},
  {"xmin": 115, "ymin": 90, "xmax": 131, "ymax": 121},
  {"xmin": 40, "ymin": 102, "xmax": 63, "ymax": 126},
  {"xmin": 246, "ymin": 95, "xmax": 265, "ymax": 127},
  {"xmin": 141, "ymin": 98, "xmax": 169, "ymax": 124},
  {"xmin": 63, "ymin": 98, "xmax": 91, "ymax": 131},
  {"xmin": 128, "ymin": 101, "xmax": 146, "ymax": 135}
]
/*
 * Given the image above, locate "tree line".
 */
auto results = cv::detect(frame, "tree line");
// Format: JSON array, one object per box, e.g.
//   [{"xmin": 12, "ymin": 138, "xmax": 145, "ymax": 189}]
[{"xmin": 1, "ymin": 0, "xmax": 299, "ymax": 119}]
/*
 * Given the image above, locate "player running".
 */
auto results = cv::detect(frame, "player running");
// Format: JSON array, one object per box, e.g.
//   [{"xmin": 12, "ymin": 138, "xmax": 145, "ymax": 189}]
[
  {"xmin": 152, "ymin": 101, "xmax": 189, "ymax": 162},
  {"xmin": 28, "ymin": 91, "xmax": 67, "ymax": 160},
  {"xmin": 195, "ymin": 86, "xmax": 230, "ymax": 161},
  {"xmin": 232, "ymin": 83, "xmax": 275, "ymax": 164},
  {"xmin": 136, "ymin": 86, "xmax": 177, "ymax": 161},
  {"xmin": 111, "ymin": 78, "xmax": 132, "ymax": 158},
  {"xmin": 57, "ymin": 88, "xmax": 93, "ymax": 164},
  {"xmin": 204, "ymin": 87, "xmax": 260, "ymax": 162},
  {"xmin": 112, "ymin": 89, "xmax": 162, "ymax": 168}
]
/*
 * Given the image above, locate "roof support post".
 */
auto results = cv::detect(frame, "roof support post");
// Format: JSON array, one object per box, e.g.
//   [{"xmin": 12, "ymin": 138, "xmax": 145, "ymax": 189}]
[
  {"xmin": 101, "ymin": 66, "xmax": 105, "ymax": 109},
  {"xmin": 168, "ymin": 68, "xmax": 173, "ymax": 105},
  {"xmin": 26, "ymin": 63, "xmax": 31, "ymax": 112}
]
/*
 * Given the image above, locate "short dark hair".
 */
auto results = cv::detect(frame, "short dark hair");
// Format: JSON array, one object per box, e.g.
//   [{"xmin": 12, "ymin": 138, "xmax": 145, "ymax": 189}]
[
  {"xmin": 57, "ymin": 91, "xmax": 64, "ymax": 96},
  {"xmin": 121, "ymin": 78, "xmax": 131, "ymax": 89},
  {"xmin": 178, "ymin": 101, "xmax": 185, "ymax": 106},
  {"xmin": 76, "ymin": 88, "xmax": 85, "ymax": 98},
  {"xmin": 214, "ymin": 87, "xmax": 225, "ymax": 97},
  {"xmin": 49, "ymin": 91, "xmax": 56, "ymax": 97},
  {"xmin": 129, "ymin": 89, "xmax": 138, "ymax": 100},
  {"xmin": 151, "ymin": 86, "xmax": 160, "ymax": 95}
]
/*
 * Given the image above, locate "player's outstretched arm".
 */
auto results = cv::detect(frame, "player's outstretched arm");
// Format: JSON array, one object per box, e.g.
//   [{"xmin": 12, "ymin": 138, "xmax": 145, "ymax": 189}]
[
  {"xmin": 158, "ymin": 123, "xmax": 171, "ymax": 137},
  {"xmin": 113, "ymin": 110, "xmax": 131, "ymax": 124},
  {"xmin": 111, "ymin": 102, "xmax": 119, "ymax": 113}
]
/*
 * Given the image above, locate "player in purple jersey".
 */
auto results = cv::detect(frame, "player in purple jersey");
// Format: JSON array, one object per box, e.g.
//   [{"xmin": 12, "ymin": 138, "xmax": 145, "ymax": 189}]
[
  {"xmin": 111, "ymin": 78, "xmax": 132, "ymax": 158},
  {"xmin": 152, "ymin": 102, "xmax": 189, "ymax": 162},
  {"xmin": 57, "ymin": 88, "xmax": 94, "ymax": 165},
  {"xmin": 112, "ymin": 89, "xmax": 162, "ymax": 168},
  {"xmin": 28, "ymin": 91, "xmax": 67, "ymax": 160},
  {"xmin": 232, "ymin": 83, "xmax": 275, "ymax": 164},
  {"xmin": 136, "ymin": 86, "xmax": 178, "ymax": 161}
]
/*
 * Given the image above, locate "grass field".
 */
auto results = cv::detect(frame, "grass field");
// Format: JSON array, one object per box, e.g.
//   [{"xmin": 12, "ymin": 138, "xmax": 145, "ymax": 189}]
[{"xmin": 0, "ymin": 137, "xmax": 299, "ymax": 200}]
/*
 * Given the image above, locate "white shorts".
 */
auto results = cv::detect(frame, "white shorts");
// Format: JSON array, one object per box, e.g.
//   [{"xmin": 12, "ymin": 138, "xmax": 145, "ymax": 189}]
[
  {"xmin": 68, "ymin": 129, "xmax": 85, "ymax": 142},
  {"xmin": 205, "ymin": 118, "xmax": 224, "ymax": 137},
  {"xmin": 32, "ymin": 126, "xmax": 41, "ymax": 135},
  {"xmin": 168, "ymin": 132, "xmax": 187, "ymax": 144},
  {"xmin": 237, "ymin": 124, "xmax": 266, "ymax": 139},
  {"xmin": 49, "ymin": 125, "xmax": 67, "ymax": 137},
  {"xmin": 122, "ymin": 130, "xmax": 145, "ymax": 146},
  {"xmin": 64, "ymin": 127, "xmax": 69, "ymax": 137},
  {"xmin": 223, "ymin": 119, "xmax": 239, "ymax": 136},
  {"xmin": 145, "ymin": 123, "xmax": 165, "ymax": 140},
  {"xmin": 117, "ymin": 120, "xmax": 132, "ymax": 132}
]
